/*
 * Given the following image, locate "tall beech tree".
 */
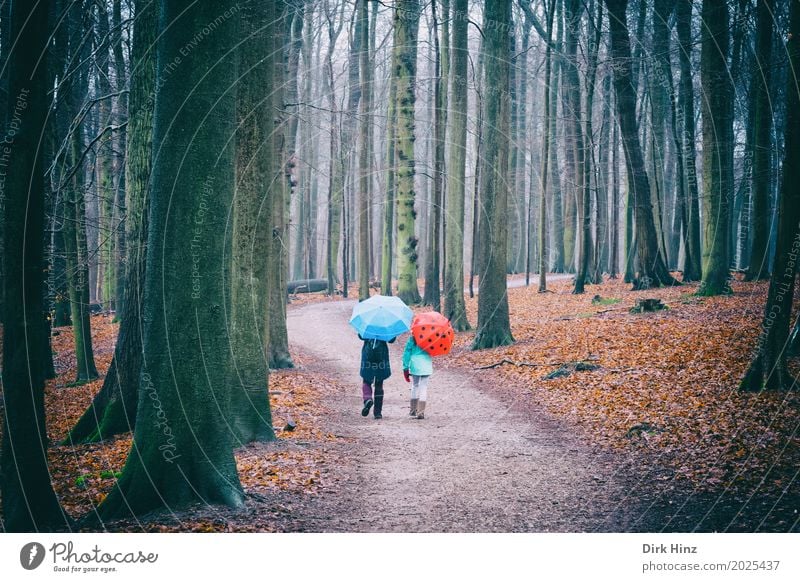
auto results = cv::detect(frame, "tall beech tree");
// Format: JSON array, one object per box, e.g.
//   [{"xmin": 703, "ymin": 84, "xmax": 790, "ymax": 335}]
[
  {"xmin": 1, "ymin": 0, "xmax": 72, "ymax": 532},
  {"xmin": 381, "ymin": 65, "xmax": 398, "ymax": 295},
  {"xmin": 442, "ymin": 0, "xmax": 469, "ymax": 330},
  {"xmin": 66, "ymin": 0, "xmax": 156, "ymax": 444},
  {"xmin": 698, "ymin": 0, "xmax": 734, "ymax": 296},
  {"xmin": 473, "ymin": 0, "xmax": 514, "ymax": 350},
  {"xmin": 740, "ymin": 0, "xmax": 800, "ymax": 392},
  {"xmin": 267, "ymin": 1, "xmax": 295, "ymax": 369},
  {"xmin": 325, "ymin": 0, "xmax": 346, "ymax": 295},
  {"xmin": 393, "ymin": 0, "xmax": 422, "ymax": 305},
  {"xmin": 676, "ymin": 0, "xmax": 702, "ymax": 282},
  {"xmin": 62, "ymin": 4, "xmax": 99, "ymax": 383},
  {"xmin": 538, "ymin": 0, "xmax": 556, "ymax": 293},
  {"xmin": 228, "ymin": 0, "xmax": 277, "ymax": 444},
  {"xmin": 605, "ymin": 0, "xmax": 677, "ymax": 289},
  {"xmin": 423, "ymin": 0, "xmax": 447, "ymax": 310},
  {"xmin": 96, "ymin": 0, "xmax": 244, "ymax": 521},
  {"xmin": 745, "ymin": 0, "xmax": 775, "ymax": 282},
  {"xmin": 357, "ymin": 0, "xmax": 371, "ymax": 300}
]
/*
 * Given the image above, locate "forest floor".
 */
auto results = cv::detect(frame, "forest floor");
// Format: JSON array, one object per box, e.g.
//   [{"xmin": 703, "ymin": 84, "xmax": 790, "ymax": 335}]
[{"xmin": 8, "ymin": 275, "xmax": 799, "ymax": 532}]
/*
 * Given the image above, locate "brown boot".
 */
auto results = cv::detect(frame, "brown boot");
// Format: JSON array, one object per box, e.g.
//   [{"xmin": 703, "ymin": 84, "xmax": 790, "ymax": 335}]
[
  {"xmin": 415, "ymin": 401, "xmax": 426, "ymax": 420},
  {"xmin": 409, "ymin": 399, "xmax": 418, "ymax": 417}
]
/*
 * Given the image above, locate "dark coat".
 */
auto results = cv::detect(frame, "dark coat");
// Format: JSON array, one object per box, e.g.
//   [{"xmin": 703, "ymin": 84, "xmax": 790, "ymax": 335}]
[{"xmin": 359, "ymin": 335, "xmax": 395, "ymax": 382}]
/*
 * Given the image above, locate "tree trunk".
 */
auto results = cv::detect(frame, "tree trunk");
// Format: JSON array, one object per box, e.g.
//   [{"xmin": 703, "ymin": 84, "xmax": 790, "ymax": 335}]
[
  {"xmin": 394, "ymin": 0, "xmax": 422, "ymax": 305},
  {"xmin": 676, "ymin": 0, "xmax": 702, "ymax": 282},
  {"xmin": 324, "ymin": 0, "xmax": 345, "ymax": 294},
  {"xmin": 740, "ymin": 0, "xmax": 800, "ymax": 391},
  {"xmin": 228, "ymin": 0, "xmax": 277, "ymax": 444},
  {"xmin": 63, "ymin": 5, "xmax": 99, "ymax": 383},
  {"xmin": 111, "ymin": 0, "xmax": 127, "ymax": 321},
  {"xmin": 647, "ymin": 0, "xmax": 675, "ymax": 269},
  {"xmin": 698, "ymin": 0, "xmax": 733, "ymax": 296},
  {"xmin": 424, "ymin": 0, "xmax": 446, "ymax": 310},
  {"xmin": 96, "ymin": 0, "xmax": 245, "ymax": 521},
  {"xmin": 267, "ymin": 2, "xmax": 296, "ymax": 369},
  {"xmin": 473, "ymin": 0, "xmax": 514, "ymax": 350},
  {"xmin": 605, "ymin": 0, "xmax": 677, "ymax": 289},
  {"xmin": 745, "ymin": 0, "xmax": 774, "ymax": 281},
  {"xmin": 1, "ymin": 0, "xmax": 72, "ymax": 532},
  {"xmin": 610, "ymin": 90, "xmax": 620, "ymax": 278},
  {"xmin": 357, "ymin": 0, "xmax": 371, "ymax": 300},
  {"xmin": 575, "ymin": 0, "xmax": 601, "ymax": 292},
  {"xmin": 66, "ymin": 0, "xmax": 156, "ymax": 444},
  {"xmin": 469, "ymin": 44, "xmax": 485, "ymax": 298},
  {"xmin": 95, "ymin": 0, "xmax": 116, "ymax": 313},
  {"xmin": 443, "ymin": 0, "xmax": 469, "ymax": 330},
  {"xmin": 549, "ymin": 5, "xmax": 564, "ymax": 273},
  {"xmin": 560, "ymin": 2, "xmax": 577, "ymax": 274},
  {"xmin": 595, "ymin": 73, "xmax": 611, "ymax": 280},
  {"xmin": 538, "ymin": 0, "xmax": 556, "ymax": 293},
  {"xmin": 381, "ymin": 66, "xmax": 398, "ymax": 295}
]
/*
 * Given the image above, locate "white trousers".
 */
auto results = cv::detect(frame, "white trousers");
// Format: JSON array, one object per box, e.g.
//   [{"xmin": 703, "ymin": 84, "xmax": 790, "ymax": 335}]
[{"xmin": 411, "ymin": 375, "xmax": 429, "ymax": 402}]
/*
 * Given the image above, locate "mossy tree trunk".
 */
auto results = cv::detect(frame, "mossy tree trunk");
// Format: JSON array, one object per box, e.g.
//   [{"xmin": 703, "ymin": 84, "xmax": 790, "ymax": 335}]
[
  {"xmin": 740, "ymin": 0, "xmax": 800, "ymax": 391},
  {"xmin": 95, "ymin": 0, "xmax": 245, "ymax": 522},
  {"xmin": 646, "ymin": 0, "xmax": 675, "ymax": 269},
  {"xmin": 111, "ymin": 0, "xmax": 127, "ymax": 321},
  {"xmin": 605, "ymin": 0, "xmax": 677, "ymax": 289},
  {"xmin": 424, "ymin": 0, "xmax": 447, "ymax": 310},
  {"xmin": 394, "ymin": 0, "xmax": 422, "ymax": 305},
  {"xmin": 381, "ymin": 67, "xmax": 398, "ymax": 296},
  {"xmin": 473, "ymin": 0, "xmax": 514, "ymax": 350},
  {"xmin": 357, "ymin": 0, "xmax": 371, "ymax": 300},
  {"xmin": 66, "ymin": 0, "xmax": 156, "ymax": 444},
  {"xmin": 1, "ymin": 0, "xmax": 72, "ymax": 532},
  {"xmin": 443, "ymin": 0, "xmax": 469, "ymax": 330},
  {"xmin": 228, "ymin": 0, "xmax": 277, "ymax": 444},
  {"xmin": 63, "ymin": 5, "xmax": 99, "ymax": 384},
  {"xmin": 324, "ymin": 0, "xmax": 345, "ymax": 295},
  {"xmin": 698, "ymin": 0, "xmax": 733, "ymax": 296},
  {"xmin": 94, "ymin": 0, "xmax": 117, "ymax": 312},
  {"xmin": 267, "ymin": 1, "xmax": 296, "ymax": 370},
  {"xmin": 745, "ymin": 0, "xmax": 774, "ymax": 282}
]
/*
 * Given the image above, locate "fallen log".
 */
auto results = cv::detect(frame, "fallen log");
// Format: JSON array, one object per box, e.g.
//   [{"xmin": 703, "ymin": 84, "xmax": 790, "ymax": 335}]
[{"xmin": 287, "ymin": 278, "xmax": 329, "ymax": 294}]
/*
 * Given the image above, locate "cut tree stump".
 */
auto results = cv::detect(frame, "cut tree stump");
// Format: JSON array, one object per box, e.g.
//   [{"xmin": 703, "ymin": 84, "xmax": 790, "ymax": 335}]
[{"xmin": 629, "ymin": 298, "xmax": 666, "ymax": 313}]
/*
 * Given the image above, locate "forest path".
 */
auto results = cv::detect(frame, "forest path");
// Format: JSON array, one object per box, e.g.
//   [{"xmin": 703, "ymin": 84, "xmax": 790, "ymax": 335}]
[{"xmin": 284, "ymin": 289, "xmax": 669, "ymax": 532}]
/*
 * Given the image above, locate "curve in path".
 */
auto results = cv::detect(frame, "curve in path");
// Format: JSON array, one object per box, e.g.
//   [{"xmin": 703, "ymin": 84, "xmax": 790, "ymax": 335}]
[{"xmin": 284, "ymin": 291, "xmax": 673, "ymax": 533}]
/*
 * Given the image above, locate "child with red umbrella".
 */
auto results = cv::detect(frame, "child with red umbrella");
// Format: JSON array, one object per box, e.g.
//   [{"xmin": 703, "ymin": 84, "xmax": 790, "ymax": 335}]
[{"xmin": 402, "ymin": 312, "xmax": 454, "ymax": 419}]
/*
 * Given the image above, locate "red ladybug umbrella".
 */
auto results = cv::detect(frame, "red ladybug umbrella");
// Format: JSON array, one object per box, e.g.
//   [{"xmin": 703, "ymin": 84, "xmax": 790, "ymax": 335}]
[{"xmin": 411, "ymin": 312, "xmax": 454, "ymax": 356}]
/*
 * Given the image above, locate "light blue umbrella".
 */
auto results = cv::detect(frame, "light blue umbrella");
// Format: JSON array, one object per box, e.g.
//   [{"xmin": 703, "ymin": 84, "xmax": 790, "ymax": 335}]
[{"xmin": 349, "ymin": 295, "xmax": 413, "ymax": 341}]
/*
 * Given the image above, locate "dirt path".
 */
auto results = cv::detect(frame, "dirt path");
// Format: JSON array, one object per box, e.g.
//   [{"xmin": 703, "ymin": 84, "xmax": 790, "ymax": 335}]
[{"xmin": 283, "ymin": 295, "xmax": 679, "ymax": 533}]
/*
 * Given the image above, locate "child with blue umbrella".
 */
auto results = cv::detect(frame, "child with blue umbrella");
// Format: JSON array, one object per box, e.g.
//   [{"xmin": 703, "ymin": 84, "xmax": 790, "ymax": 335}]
[{"xmin": 349, "ymin": 295, "xmax": 413, "ymax": 419}]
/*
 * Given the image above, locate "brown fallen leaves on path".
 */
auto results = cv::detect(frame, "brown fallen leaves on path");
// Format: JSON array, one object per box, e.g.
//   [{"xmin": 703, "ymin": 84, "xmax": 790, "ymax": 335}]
[
  {"xmin": 7, "ymin": 316, "xmax": 348, "ymax": 531},
  {"xmin": 442, "ymin": 276, "xmax": 800, "ymax": 517}
]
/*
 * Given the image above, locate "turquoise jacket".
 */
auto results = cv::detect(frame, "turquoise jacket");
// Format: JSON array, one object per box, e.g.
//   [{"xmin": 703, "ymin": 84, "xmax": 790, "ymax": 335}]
[{"xmin": 402, "ymin": 336, "xmax": 433, "ymax": 376}]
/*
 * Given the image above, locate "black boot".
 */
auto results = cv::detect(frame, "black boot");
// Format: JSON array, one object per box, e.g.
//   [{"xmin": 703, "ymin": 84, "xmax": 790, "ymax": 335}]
[
  {"xmin": 361, "ymin": 399, "xmax": 373, "ymax": 417},
  {"xmin": 373, "ymin": 381, "xmax": 384, "ymax": 418}
]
